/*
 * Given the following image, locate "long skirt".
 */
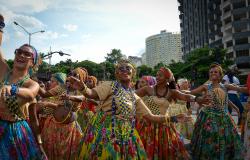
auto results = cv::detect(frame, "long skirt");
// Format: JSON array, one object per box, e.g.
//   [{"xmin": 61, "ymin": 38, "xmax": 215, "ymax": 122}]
[
  {"xmin": 136, "ymin": 118, "xmax": 190, "ymax": 160},
  {"xmin": 191, "ymin": 108, "xmax": 245, "ymax": 160},
  {"xmin": 243, "ymin": 112, "xmax": 250, "ymax": 160},
  {"xmin": 167, "ymin": 102, "xmax": 194, "ymax": 139},
  {"xmin": 41, "ymin": 116, "xmax": 82, "ymax": 160},
  {"xmin": 78, "ymin": 111, "xmax": 147, "ymax": 160},
  {"xmin": 0, "ymin": 120, "xmax": 46, "ymax": 160}
]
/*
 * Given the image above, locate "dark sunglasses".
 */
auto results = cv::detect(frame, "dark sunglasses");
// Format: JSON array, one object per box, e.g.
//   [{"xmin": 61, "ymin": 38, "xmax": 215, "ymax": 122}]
[
  {"xmin": 68, "ymin": 72, "xmax": 80, "ymax": 79},
  {"xmin": 118, "ymin": 66, "xmax": 132, "ymax": 73},
  {"xmin": 15, "ymin": 49, "xmax": 33, "ymax": 59}
]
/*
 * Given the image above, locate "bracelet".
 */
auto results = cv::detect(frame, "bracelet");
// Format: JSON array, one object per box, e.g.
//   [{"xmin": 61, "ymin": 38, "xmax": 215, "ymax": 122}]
[
  {"xmin": 10, "ymin": 84, "xmax": 19, "ymax": 96},
  {"xmin": 81, "ymin": 83, "xmax": 88, "ymax": 94},
  {"xmin": 37, "ymin": 136, "xmax": 43, "ymax": 144},
  {"xmin": 189, "ymin": 95, "xmax": 196, "ymax": 102},
  {"xmin": 170, "ymin": 116, "xmax": 178, "ymax": 123},
  {"xmin": 194, "ymin": 96, "xmax": 198, "ymax": 102}
]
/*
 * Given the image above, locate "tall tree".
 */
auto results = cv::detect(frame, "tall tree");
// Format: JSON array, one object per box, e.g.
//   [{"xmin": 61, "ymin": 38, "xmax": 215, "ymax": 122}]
[{"xmin": 105, "ymin": 49, "xmax": 123, "ymax": 64}]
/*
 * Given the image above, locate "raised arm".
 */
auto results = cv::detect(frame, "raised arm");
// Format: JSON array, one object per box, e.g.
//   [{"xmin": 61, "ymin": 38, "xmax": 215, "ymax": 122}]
[
  {"xmin": 4, "ymin": 80, "xmax": 40, "ymax": 102},
  {"xmin": 224, "ymin": 84, "xmax": 248, "ymax": 94},
  {"xmin": 0, "ymin": 17, "xmax": 9, "ymax": 80},
  {"xmin": 0, "ymin": 50, "xmax": 9, "ymax": 81},
  {"xmin": 171, "ymin": 89, "xmax": 210, "ymax": 105},
  {"xmin": 135, "ymin": 86, "xmax": 151, "ymax": 97},
  {"xmin": 67, "ymin": 76, "xmax": 99, "ymax": 100}
]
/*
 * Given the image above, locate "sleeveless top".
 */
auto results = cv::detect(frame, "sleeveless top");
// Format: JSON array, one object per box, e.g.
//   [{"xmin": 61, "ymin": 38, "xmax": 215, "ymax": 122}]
[
  {"xmin": 203, "ymin": 83, "xmax": 228, "ymax": 114},
  {"xmin": 0, "ymin": 72, "xmax": 31, "ymax": 121},
  {"xmin": 142, "ymin": 86, "xmax": 170, "ymax": 115}
]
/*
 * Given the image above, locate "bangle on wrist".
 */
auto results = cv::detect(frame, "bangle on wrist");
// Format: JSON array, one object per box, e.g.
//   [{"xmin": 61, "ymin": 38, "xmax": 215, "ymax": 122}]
[
  {"xmin": 194, "ymin": 96, "xmax": 199, "ymax": 102},
  {"xmin": 189, "ymin": 95, "xmax": 196, "ymax": 102},
  {"xmin": 10, "ymin": 84, "xmax": 19, "ymax": 96},
  {"xmin": 81, "ymin": 83, "xmax": 88, "ymax": 94},
  {"xmin": 37, "ymin": 136, "xmax": 43, "ymax": 144},
  {"xmin": 170, "ymin": 116, "xmax": 178, "ymax": 123}
]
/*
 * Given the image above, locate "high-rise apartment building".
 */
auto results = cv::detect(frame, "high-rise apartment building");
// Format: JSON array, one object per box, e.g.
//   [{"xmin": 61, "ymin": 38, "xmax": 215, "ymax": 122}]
[
  {"xmin": 178, "ymin": 0, "xmax": 250, "ymax": 74},
  {"xmin": 145, "ymin": 30, "xmax": 182, "ymax": 68}
]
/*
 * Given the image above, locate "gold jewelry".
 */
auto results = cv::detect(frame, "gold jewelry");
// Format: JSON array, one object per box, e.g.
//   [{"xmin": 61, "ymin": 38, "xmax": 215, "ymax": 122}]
[
  {"xmin": 37, "ymin": 136, "xmax": 43, "ymax": 144},
  {"xmin": 81, "ymin": 83, "xmax": 88, "ymax": 94}
]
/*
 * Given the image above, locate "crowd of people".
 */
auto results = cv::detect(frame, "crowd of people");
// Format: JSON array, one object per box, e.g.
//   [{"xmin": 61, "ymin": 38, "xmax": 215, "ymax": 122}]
[{"xmin": 0, "ymin": 14, "xmax": 250, "ymax": 160}]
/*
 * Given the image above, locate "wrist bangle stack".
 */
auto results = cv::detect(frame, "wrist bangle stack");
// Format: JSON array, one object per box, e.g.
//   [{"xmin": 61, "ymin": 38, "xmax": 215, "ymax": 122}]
[
  {"xmin": 81, "ymin": 83, "xmax": 88, "ymax": 94},
  {"xmin": 10, "ymin": 84, "xmax": 19, "ymax": 96},
  {"xmin": 170, "ymin": 116, "xmax": 178, "ymax": 123}
]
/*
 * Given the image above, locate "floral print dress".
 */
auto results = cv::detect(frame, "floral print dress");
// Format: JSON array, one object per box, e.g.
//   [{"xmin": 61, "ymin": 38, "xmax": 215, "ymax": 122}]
[{"xmin": 191, "ymin": 83, "xmax": 245, "ymax": 160}]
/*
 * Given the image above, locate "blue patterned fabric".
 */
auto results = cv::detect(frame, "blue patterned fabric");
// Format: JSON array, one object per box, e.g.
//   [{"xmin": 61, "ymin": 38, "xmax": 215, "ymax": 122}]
[{"xmin": 0, "ymin": 120, "xmax": 46, "ymax": 160}]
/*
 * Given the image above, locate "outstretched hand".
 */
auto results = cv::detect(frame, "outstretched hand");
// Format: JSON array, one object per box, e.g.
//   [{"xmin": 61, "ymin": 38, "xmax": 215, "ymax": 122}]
[
  {"xmin": 175, "ymin": 113, "xmax": 192, "ymax": 123},
  {"xmin": 67, "ymin": 76, "xmax": 85, "ymax": 91},
  {"xmin": 196, "ymin": 94, "xmax": 212, "ymax": 106}
]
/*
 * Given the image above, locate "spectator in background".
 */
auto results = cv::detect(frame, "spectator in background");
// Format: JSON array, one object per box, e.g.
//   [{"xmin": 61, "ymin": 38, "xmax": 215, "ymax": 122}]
[{"xmin": 222, "ymin": 68, "xmax": 244, "ymax": 124}]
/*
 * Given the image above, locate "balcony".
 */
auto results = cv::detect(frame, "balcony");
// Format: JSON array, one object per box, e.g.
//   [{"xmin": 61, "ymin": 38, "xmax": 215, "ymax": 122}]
[
  {"xmin": 223, "ymin": 10, "xmax": 232, "ymax": 19},
  {"xmin": 233, "ymin": 31, "xmax": 250, "ymax": 39},
  {"xmin": 234, "ymin": 44, "xmax": 250, "ymax": 51},
  {"xmin": 223, "ymin": 35, "xmax": 233, "ymax": 42},
  {"xmin": 223, "ymin": 22, "xmax": 232, "ymax": 30},
  {"xmin": 209, "ymin": 39, "xmax": 223, "ymax": 48},
  {"xmin": 236, "ymin": 56, "xmax": 250, "ymax": 69},
  {"xmin": 222, "ymin": 0, "xmax": 231, "ymax": 8},
  {"xmin": 232, "ymin": 6, "xmax": 250, "ymax": 14},
  {"xmin": 232, "ymin": 19, "xmax": 250, "ymax": 27}
]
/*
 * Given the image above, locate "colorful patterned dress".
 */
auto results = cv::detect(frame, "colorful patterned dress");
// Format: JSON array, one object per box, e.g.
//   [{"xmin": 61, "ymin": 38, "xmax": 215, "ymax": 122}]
[
  {"xmin": 78, "ymin": 81, "xmax": 151, "ymax": 160},
  {"xmin": 243, "ymin": 98, "xmax": 250, "ymax": 160},
  {"xmin": 191, "ymin": 83, "xmax": 244, "ymax": 160},
  {"xmin": 136, "ymin": 89, "xmax": 190, "ymax": 160},
  {"xmin": 167, "ymin": 101, "xmax": 194, "ymax": 139},
  {"xmin": 41, "ymin": 85, "xmax": 82, "ymax": 160},
  {"xmin": 77, "ymin": 99, "xmax": 97, "ymax": 133},
  {"xmin": 0, "ymin": 74, "xmax": 46, "ymax": 160}
]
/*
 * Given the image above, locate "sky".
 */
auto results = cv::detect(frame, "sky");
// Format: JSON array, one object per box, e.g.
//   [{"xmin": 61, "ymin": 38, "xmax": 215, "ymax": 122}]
[{"xmin": 0, "ymin": 0, "xmax": 180, "ymax": 64}]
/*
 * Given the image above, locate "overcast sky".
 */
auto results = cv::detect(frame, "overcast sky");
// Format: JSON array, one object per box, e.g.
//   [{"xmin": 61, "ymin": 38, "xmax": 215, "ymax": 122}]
[{"xmin": 0, "ymin": 0, "xmax": 180, "ymax": 64}]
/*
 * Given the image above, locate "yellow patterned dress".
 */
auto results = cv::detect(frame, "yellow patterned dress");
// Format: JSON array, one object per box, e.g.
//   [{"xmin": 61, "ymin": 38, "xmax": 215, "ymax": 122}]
[
  {"xmin": 78, "ymin": 81, "xmax": 151, "ymax": 160},
  {"xmin": 167, "ymin": 101, "xmax": 194, "ymax": 139},
  {"xmin": 136, "ymin": 89, "xmax": 190, "ymax": 160},
  {"xmin": 41, "ymin": 85, "xmax": 82, "ymax": 160}
]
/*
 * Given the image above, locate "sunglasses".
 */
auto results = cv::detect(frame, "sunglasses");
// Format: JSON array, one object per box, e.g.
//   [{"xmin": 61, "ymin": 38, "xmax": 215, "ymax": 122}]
[
  {"xmin": 15, "ymin": 49, "xmax": 33, "ymax": 59},
  {"xmin": 118, "ymin": 66, "xmax": 132, "ymax": 73},
  {"xmin": 69, "ymin": 72, "xmax": 80, "ymax": 79}
]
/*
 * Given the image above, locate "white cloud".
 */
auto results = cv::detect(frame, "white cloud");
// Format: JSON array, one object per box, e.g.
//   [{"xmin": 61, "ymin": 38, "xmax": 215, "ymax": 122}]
[
  {"xmin": 0, "ymin": 6, "xmax": 46, "ymax": 30},
  {"xmin": 81, "ymin": 34, "xmax": 91, "ymax": 39},
  {"xmin": 0, "ymin": 0, "xmax": 52, "ymax": 13},
  {"xmin": 63, "ymin": 24, "xmax": 78, "ymax": 32}
]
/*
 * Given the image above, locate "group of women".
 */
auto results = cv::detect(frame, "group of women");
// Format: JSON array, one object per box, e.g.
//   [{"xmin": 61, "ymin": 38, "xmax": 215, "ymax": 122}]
[{"xmin": 0, "ymin": 17, "xmax": 250, "ymax": 160}]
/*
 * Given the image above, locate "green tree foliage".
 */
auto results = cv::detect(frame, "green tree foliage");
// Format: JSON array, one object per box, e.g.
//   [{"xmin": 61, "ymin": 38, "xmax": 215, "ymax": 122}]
[
  {"xmin": 168, "ymin": 47, "xmax": 233, "ymax": 85},
  {"xmin": 105, "ymin": 49, "xmax": 123, "ymax": 64},
  {"xmin": 6, "ymin": 59, "xmax": 14, "ymax": 68},
  {"xmin": 136, "ymin": 65, "xmax": 153, "ymax": 78}
]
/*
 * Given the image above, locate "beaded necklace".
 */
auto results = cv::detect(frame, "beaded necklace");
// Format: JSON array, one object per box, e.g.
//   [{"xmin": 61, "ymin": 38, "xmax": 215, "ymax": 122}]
[
  {"xmin": 111, "ymin": 81, "xmax": 136, "ymax": 145},
  {"xmin": 2, "ymin": 71, "xmax": 30, "ymax": 120}
]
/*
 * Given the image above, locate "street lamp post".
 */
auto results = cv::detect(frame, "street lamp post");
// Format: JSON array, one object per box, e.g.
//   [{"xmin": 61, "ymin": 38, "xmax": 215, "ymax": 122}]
[{"xmin": 14, "ymin": 21, "xmax": 45, "ymax": 45}]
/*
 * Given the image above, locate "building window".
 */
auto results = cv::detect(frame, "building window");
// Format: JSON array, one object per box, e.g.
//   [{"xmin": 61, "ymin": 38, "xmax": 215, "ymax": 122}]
[
  {"xmin": 236, "ymin": 50, "xmax": 249, "ymax": 57},
  {"xmin": 234, "ymin": 13, "xmax": 247, "ymax": 21},
  {"xmin": 233, "ymin": 1, "xmax": 246, "ymax": 9},
  {"xmin": 226, "ymin": 40, "xmax": 233, "ymax": 47},
  {"xmin": 235, "ymin": 38, "xmax": 248, "ymax": 45}
]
